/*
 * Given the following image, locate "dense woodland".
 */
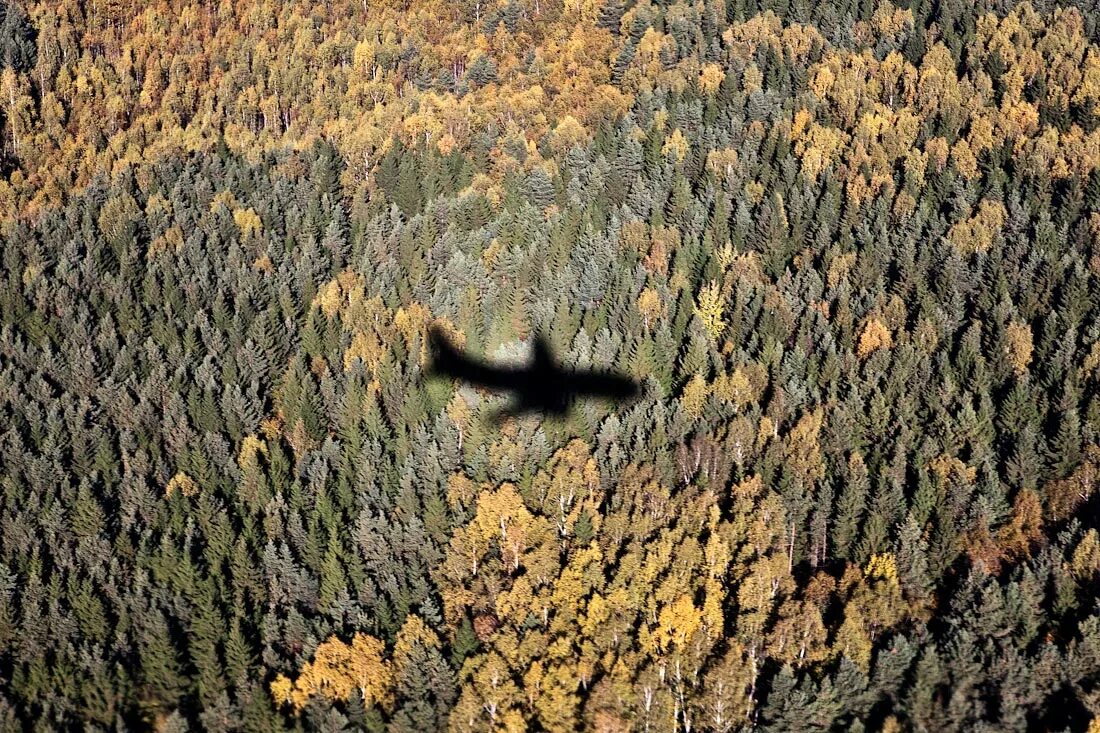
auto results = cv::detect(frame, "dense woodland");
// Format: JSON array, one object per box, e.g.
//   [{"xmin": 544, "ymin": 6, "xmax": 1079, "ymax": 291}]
[{"xmin": 3, "ymin": 0, "xmax": 1100, "ymax": 730}]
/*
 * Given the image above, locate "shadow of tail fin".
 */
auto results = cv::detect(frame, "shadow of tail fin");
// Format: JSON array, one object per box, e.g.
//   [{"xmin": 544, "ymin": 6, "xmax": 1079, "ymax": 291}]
[
  {"xmin": 427, "ymin": 326, "xmax": 461, "ymax": 376},
  {"xmin": 532, "ymin": 333, "xmax": 555, "ymax": 370}
]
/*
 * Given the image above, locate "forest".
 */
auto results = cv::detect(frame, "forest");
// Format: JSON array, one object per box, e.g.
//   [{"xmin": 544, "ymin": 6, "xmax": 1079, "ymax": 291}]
[{"xmin": 2, "ymin": 0, "xmax": 1100, "ymax": 730}]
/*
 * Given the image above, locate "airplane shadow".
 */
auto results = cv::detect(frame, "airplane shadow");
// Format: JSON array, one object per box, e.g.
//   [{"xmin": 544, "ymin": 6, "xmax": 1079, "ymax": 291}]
[{"xmin": 425, "ymin": 326, "xmax": 641, "ymax": 424}]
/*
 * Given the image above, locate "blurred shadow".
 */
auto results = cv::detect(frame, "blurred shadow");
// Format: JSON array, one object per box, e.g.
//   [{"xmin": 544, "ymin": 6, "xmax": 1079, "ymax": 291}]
[{"xmin": 427, "ymin": 326, "xmax": 640, "ymax": 421}]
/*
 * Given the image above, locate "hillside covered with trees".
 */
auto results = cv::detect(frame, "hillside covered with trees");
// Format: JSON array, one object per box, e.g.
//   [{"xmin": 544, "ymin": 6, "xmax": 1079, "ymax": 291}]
[{"xmin": 2, "ymin": 0, "xmax": 1100, "ymax": 730}]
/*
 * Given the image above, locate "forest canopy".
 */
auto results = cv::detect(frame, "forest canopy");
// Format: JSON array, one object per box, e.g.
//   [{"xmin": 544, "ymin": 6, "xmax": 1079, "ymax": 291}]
[{"xmin": 2, "ymin": 0, "xmax": 1100, "ymax": 730}]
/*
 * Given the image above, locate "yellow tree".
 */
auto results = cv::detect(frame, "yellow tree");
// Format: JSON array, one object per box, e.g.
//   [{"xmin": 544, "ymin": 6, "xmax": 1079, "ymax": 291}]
[
  {"xmin": 841, "ymin": 553, "xmax": 907, "ymax": 645},
  {"xmin": 661, "ymin": 128, "xmax": 690, "ymax": 163},
  {"xmin": 271, "ymin": 632, "xmax": 394, "ymax": 713},
  {"xmin": 691, "ymin": 642, "xmax": 752, "ymax": 731},
  {"xmin": 857, "ymin": 317, "xmax": 892, "ymax": 359},
  {"xmin": 237, "ymin": 435, "xmax": 269, "ymax": 504},
  {"xmin": 653, "ymin": 594, "xmax": 704, "ymax": 654},
  {"xmin": 785, "ymin": 408, "xmax": 825, "ymax": 489},
  {"xmin": 1072, "ymin": 529, "xmax": 1100, "ymax": 580},
  {"xmin": 833, "ymin": 607, "xmax": 873, "ymax": 671},
  {"xmin": 446, "ymin": 392, "xmax": 474, "ymax": 451},
  {"xmin": 1, "ymin": 67, "xmax": 35, "ymax": 160},
  {"xmin": 528, "ymin": 439, "xmax": 601, "ymax": 542},
  {"xmin": 1004, "ymin": 321, "xmax": 1033, "ymax": 375},
  {"xmin": 637, "ymin": 287, "xmax": 662, "ymax": 331},
  {"xmin": 695, "ymin": 280, "xmax": 726, "ymax": 343},
  {"xmin": 451, "ymin": 651, "xmax": 525, "ymax": 732},
  {"xmin": 698, "ymin": 63, "xmax": 725, "ymax": 95},
  {"xmin": 713, "ymin": 368, "xmax": 756, "ymax": 413},
  {"xmin": 767, "ymin": 598, "xmax": 828, "ymax": 667},
  {"xmin": 165, "ymin": 472, "xmax": 199, "ymax": 499},
  {"xmin": 947, "ymin": 199, "xmax": 1008, "ymax": 255},
  {"xmin": 680, "ymin": 375, "xmax": 710, "ymax": 420},
  {"xmin": 997, "ymin": 488, "xmax": 1043, "ymax": 559},
  {"xmin": 549, "ymin": 114, "xmax": 588, "ymax": 155}
]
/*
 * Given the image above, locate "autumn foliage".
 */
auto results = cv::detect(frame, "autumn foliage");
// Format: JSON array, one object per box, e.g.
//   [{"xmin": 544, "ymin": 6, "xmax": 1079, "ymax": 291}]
[{"xmin": 4, "ymin": 0, "xmax": 1100, "ymax": 730}]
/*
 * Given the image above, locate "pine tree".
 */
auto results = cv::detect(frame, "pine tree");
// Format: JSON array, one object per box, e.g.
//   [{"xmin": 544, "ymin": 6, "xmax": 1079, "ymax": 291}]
[{"xmin": 833, "ymin": 453, "xmax": 869, "ymax": 561}]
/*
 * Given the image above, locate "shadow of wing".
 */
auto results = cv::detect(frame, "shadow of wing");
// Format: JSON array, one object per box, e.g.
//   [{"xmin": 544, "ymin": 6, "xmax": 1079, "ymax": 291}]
[
  {"xmin": 570, "ymin": 369, "xmax": 640, "ymax": 400},
  {"xmin": 428, "ymin": 327, "xmax": 521, "ymax": 390}
]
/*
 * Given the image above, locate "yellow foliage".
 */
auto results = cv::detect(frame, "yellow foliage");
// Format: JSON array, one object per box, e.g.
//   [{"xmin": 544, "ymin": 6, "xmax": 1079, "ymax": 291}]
[
  {"xmin": 315, "ymin": 279, "xmax": 344, "ymax": 319},
  {"xmin": 260, "ymin": 416, "xmax": 282, "ymax": 440},
  {"xmin": 446, "ymin": 392, "xmax": 474, "ymax": 447},
  {"xmin": 637, "ymin": 27, "xmax": 669, "ymax": 73},
  {"xmin": 652, "ymin": 107, "xmax": 669, "ymax": 132},
  {"xmin": 661, "ymin": 128, "xmax": 690, "ymax": 162},
  {"xmin": 654, "ymin": 594, "xmax": 703, "ymax": 652},
  {"xmin": 1082, "ymin": 340, "xmax": 1100, "ymax": 377},
  {"xmin": 810, "ymin": 64, "xmax": 836, "ymax": 99},
  {"xmin": 893, "ymin": 190, "xmax": 917, "ymax": 219},
  {"xmin": 827, "ymin": 252, "xmax": 856, "ymax": 288},
  {"xmin": 995, "ymin": 488, "xmax": 1044, "ymax": 561},
  {"xmin": 716, "ymin": 242, "xmax": 736, "ymax": 274},
  {"xmin": 857, "ymin": 317, "xmax": 893, "ymax": 359},
  {"xmin": 864, "ymin": 553, "xmax": 899, "ymax": 586},
  {"xmin": 253, "ymin": 254, "xmax": 274, "ymax": 273},
  {"xmin": 913, "ymin": 318, "xmax": 940, "ymax": 354},
  {"xmin": 394, "ymin": 301, "xmax": 433, "ymax": 363},
  {"xmin": 721, "ymin": 12, "xmax": 824, "ymax": 66},
  {"xmin": 695, "ymin": 280, "xmax": 726, "ymax": 343},
  {"xmin": 698, "ymin": 63, "xmax": 726, "ymax": 95},
  {"xmin": 742, "ymin": 63, "xmax": 763, "ymax": 94},
  {"xmin": 272, "ymin": 633, "xmax": 394, "ymax": 714},
  {"xmin": 929, "ymin": 454, "xmax": 977, "ymax": 484},
  {"xmin": 947, "ymin": 199, "xmax": 1007, "ymax": 255},
  {"xmin": 706, "ymin": 148, "xmax": 740, "ymax": 181},
  {"xmin": 835, "ymin": 608, "xmax": 873, "ymax": 671},
  {"xmin": 795, "ymin": 122, "xmax": 850, "ymax": 181},
  {"xmin": 1072, "ymin": 530, "xmax": 1100, "ymax": 579},
  {"xmin": 238, "ymin": 435, "xmax": 267, "ymax": 471},
  {"xmin": 757, "ymin": 414, "xmax": 777, "ymax": 448},
  {"xmin": 270, "ymin": 674, "xmax": 295, "ymax": 709},
  {"xmin": 233, "ymin": 207, "xmax": 263, "ymax": 239},
  {"xmin": 551, "ymin": 114, "xmax": 588, "ymax": 154},
  {"xmin": 471, "ymin": 482, "xmax": 540, "ymax": 574},
  {"xmin": 1004, "ymin": 321, "xmax": 1033, "ymax": 375},
  {"xmin": 903, "ymin": 148, "xmax": 927, "ymax": 191},
  {"xmin": 951, "ymin": 138, "xmax": 979, "ymax": 179},
  {"xmin": 20, "ymin": 262, "xmax": 41, "ymax": 288},
  {"xmin": 210, "ymin": 190, "xmax": 239, "ymax": 212},
  {"xmin": 969, "ymin": 115, "xmax": 995, "ymax": 155},
  {"xmin": 620, "ymin": 219, "xmax": 649, "ymax": 255},
  {"xmin": 714, "ymin": 367, "xmax": 755, "ymax": 410},
  {"xmin": 637, "ymin": 288, "xmax": 662, "ymax": 329},
  {"xmin": 394, "ymin": 614, "xmax": 441, "ymax": 672},
  {"xmin": 580, "ymin": 592, "xmax": 610, "ymax": 640},
  {"xmin": 446, "ymin": 473, "xmax": 479, "ymax": 511},
  {"xmin": 786, "ymin": 408, "xmax": 825, "ymax": 486},
  {"xmin": 647, "ymin": 226, "xmax": 679, "ymax": 277},
  {"xmin": 165, "ymin": 472, "xmax": 198, "ymax": 499},
  {"xmin": 97, "ymin": 193, "xmax": 141, "ymax": 245},
  {"xmin": 344, "ymin": 331, "xmax": 380, "ymax": 372},
  {"xmin": 791, "ymin": 108, "xmax": 813, "ymax": 141},
  {"xmin": 680, "ymin": 374, "xmax": 710, "ymax": 419},
  {"xmin": 732, "ymin": 474, "xmax": 764, "ymax": 501},
  {"xmin": 564, "ymin": 0, "xmax": 603, "ymax": 21},
  {"xmin": 482, "ymin": 237, "xmax": 504, "ymax": 268},
  {"xmin": 925, "ymin": 137, "xmax": 950, "ymax": 171},
  {"xmin": 871, "ymin": 4, "xmax": 915, "ymax": 40}
]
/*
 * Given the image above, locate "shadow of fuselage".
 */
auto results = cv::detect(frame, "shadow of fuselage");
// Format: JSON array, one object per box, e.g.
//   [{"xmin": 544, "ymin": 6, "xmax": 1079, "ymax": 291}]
[{"xmin": 427, "ymin": 326, "xmax": 640, "ymax": 419}]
